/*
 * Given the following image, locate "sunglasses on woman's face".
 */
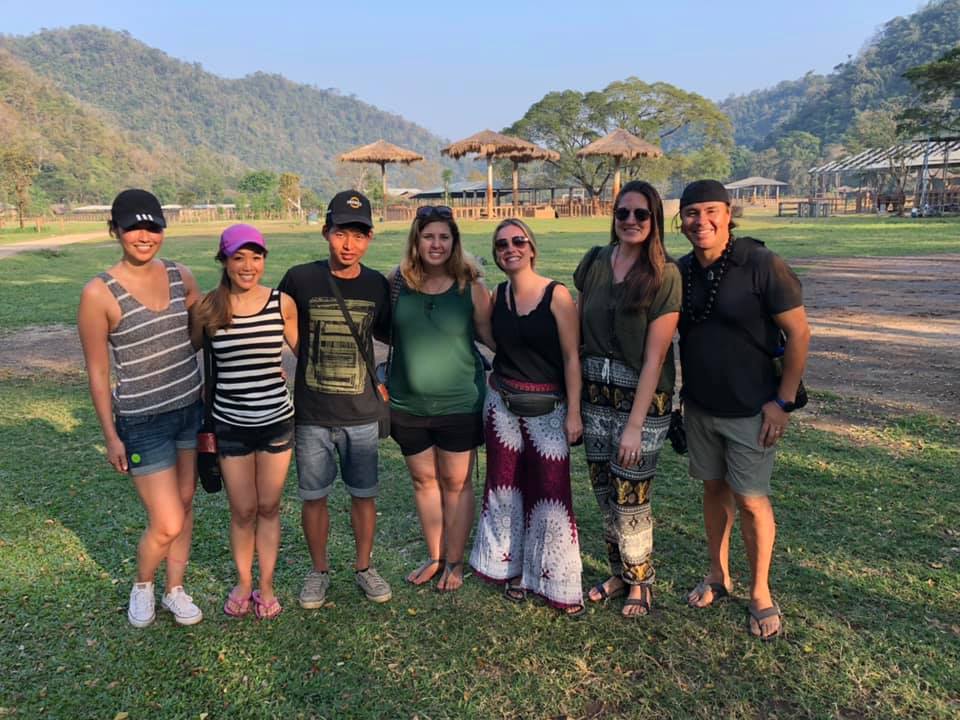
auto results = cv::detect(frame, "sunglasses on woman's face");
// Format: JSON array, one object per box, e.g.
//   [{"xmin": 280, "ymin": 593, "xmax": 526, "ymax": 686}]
[
  {"xmin": 416, "ymin": 205, "xmax": 453, "ymax": 220},
  {"xmin": 615, "ymin": 207, "xmax": 652, "ymax": 223},
  {"xmin": 494, "ymin": 236, "xmax": 531, "ymax": 250}
]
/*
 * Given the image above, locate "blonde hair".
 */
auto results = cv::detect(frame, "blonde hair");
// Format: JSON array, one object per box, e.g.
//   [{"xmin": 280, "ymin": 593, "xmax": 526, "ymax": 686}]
[
  {"xmin": 491, "ymin": 218, "xmax": 537, "ymax": 271},
  {"xmin": 400, "ymin": 215, "xmax": 481, "ymax": 292}
]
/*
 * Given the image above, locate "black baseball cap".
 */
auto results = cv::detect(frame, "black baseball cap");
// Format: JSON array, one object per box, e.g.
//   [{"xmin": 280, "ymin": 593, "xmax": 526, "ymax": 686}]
[
  {"xmin": 679, "ymin": 179, "xmax": 730, "ymax": 209},
  {"xmin": 111, "ymin": 189, "xmax": 166, "ymax": 231},
  {"xmin": 326, "ymin": 190, "xmax": 373, "ymax": 230}
]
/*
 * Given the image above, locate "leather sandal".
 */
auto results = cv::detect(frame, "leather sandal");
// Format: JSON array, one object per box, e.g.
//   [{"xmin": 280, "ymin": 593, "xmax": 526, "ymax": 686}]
[{"xmin": 621, "ymin": 585, "xmax": 652, "ymax": 618}]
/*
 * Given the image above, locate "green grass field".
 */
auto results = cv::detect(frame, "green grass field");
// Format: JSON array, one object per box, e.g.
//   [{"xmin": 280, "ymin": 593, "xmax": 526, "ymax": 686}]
[{"xmin": 1, "ymin": 215, "xmax": 958, "ymax": 719}]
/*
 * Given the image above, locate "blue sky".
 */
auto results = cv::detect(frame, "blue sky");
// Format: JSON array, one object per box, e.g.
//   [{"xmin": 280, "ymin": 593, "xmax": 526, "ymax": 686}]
[{"xmin": 3, "ymin": 0, "xmax": 924, "ymax": 139}]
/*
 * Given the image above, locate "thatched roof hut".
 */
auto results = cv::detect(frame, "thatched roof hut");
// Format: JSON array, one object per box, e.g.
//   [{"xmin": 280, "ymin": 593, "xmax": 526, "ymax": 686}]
[
  {"xmin": 442, "ymin": 130, "xmax": 533, "ymax": 217},
  {"xmin": 577, "ymin": 128, "xmax": 663, "ymax": 199},
  {"xmin": 339, "ymin": 140, "xmax": 424, "ymax": 218}
]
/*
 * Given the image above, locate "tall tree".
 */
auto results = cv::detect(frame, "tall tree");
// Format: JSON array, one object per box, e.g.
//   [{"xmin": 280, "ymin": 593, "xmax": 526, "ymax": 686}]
[
  {"xmin": 901, "ymin": 46, "xmax": 960, "ymax": 135},
  {"xmin": 0, "ymin": 147, "xmax": 40, "ymax": 228},
  {"xmin": 508, "ymin": 78, "xmax": 733, "ymax": 197},
  {"xmin": 279, "ymin": 172, "xmax": 302, "ymax": 217}
]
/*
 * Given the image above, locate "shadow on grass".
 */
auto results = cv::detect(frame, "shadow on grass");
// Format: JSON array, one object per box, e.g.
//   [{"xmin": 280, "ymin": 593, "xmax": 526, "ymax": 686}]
[{"xmin": 1, "ymin": 378, "xmax": 959, "ymax": 718}]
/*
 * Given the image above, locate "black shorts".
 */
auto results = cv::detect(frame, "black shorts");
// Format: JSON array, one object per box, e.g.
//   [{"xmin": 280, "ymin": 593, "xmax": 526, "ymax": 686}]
[
  {"xmin": 389, "ymin": 409, "xmax": 483, "ymax": 457},
  {"xmin": 214, "ymin": 417, "xmax": 295, "ymax": 457}
]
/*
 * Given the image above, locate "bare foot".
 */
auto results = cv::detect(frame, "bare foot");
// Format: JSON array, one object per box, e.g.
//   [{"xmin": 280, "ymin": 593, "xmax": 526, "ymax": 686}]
[
  {"xmin": 686, "ymin": 577, "xmax": 732, "ymax": 608},
  {"xmin": 436, "ymin": 562, "xmax": 464, "ymax": 592},
  {"xmin": 406, "ymin": 558, "xmax": 443, "ymax": 585}
]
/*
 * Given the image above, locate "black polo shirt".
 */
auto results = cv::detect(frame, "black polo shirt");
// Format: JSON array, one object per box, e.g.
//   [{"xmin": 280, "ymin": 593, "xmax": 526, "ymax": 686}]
[{"xmin": 677, "ymin": 237, "xmax": 803, "ymax": 417}]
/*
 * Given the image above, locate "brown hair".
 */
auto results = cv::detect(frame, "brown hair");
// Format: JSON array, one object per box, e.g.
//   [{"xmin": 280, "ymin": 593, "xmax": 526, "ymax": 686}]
[
  {"xmin": 401, "ymin": 214, "xmax": 480, "ymax": 291},
  {"xmin": 491, "ymin": 218, "xmax": 538, "ymax": 271},
  {"xmin": 610, "ymin": 180, "xmax": 669, "ymax": 311}
]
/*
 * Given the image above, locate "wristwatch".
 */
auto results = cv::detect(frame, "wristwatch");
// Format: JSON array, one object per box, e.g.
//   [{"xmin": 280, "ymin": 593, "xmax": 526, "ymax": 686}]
[{"xmin": 773, "ymin": 396, "xmax": 796, "ymax": 413}]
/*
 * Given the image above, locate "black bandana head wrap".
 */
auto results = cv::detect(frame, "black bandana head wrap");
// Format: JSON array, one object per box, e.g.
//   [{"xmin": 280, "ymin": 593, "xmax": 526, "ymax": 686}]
[{"xmin": 679, "ymin": 179, "xmax": 730, "ymax": 209}]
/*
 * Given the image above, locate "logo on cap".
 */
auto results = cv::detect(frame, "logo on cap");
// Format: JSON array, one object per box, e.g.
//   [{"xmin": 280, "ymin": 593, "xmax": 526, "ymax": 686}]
[{"xmin": 347, "ymin": 196, "xmax": 362, "ymax": 209}]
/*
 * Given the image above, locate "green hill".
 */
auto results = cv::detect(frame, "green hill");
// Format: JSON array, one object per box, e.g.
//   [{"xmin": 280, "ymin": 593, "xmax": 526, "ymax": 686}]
[
  {"xmin": 721, "ymin": 0, "xmax": 960, "ymax": 148},
  {"xmin": 1, "ymin": 26, "xmax": 454, "ymax": 199}
]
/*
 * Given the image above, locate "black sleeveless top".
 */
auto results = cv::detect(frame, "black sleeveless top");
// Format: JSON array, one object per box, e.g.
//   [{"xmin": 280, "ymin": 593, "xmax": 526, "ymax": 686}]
[{"xmin": 491, "ymin": 281, "xmax": 564, "ymax": 385}]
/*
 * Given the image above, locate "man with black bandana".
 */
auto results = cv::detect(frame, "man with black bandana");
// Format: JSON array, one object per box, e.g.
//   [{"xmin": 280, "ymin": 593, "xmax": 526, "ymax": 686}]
[{"xmin": 676, "ymin": 179, "xmax": 810, "ymax": 640}]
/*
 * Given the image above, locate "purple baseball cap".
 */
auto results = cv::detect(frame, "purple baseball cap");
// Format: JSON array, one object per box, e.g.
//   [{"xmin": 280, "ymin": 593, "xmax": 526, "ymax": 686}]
[{"xmin": 219, "ymin": 224, "xmax": 266, "ymax": 257}]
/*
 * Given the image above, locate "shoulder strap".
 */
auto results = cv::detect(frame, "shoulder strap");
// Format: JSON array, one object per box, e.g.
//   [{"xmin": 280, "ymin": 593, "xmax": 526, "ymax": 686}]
[
  {"xmin": 326, "ymin": 267, "xmax": 386, "ymax": 402},
  {"xmin": 202, "ymin": 333, "xmax": 218, "ymax": 426},
  {"xmin": 383, "ymin": 269, "xmax": 404, "ymax": 379}
]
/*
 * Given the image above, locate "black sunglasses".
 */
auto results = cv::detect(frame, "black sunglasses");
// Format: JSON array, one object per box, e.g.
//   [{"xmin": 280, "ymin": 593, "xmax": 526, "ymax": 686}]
[
  {"xmin": 615, "ymin": 207, "xmax": 652, "ymax": 223},
  {"xmin": 416, "ymin": 205, "xmax": 453, "ymax": 220},
  {"xmin": 494, "ymin": 236, "xmax": 531, "ymax": 250}
]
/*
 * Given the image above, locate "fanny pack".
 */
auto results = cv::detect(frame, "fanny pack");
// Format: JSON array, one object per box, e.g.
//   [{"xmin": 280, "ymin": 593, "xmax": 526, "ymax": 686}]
[{"xmin": 494, "ymin": 375, "xmax": 562, "ymax": 417}]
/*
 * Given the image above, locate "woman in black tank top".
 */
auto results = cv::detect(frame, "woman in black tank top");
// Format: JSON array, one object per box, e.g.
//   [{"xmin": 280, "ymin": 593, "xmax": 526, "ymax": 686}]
[{"xmin": 468, "ymin": 218, "xmax": 585, "ymax": 616}]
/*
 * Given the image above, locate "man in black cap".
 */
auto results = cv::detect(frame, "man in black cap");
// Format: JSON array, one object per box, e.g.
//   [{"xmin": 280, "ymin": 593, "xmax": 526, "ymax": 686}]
[
  {"xmin": 278, "ymin": 190, "xmax": 393, "ymax": 607},
  {"xmin": 676, "ymin": 179, "xmax": 809, "ymax": 640}
]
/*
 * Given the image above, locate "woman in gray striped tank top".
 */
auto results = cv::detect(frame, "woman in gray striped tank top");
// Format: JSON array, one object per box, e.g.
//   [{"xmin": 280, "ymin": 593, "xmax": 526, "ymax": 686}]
[
  {"xmin": 190, "ymin": 224, "xmax": 298, "ymax": 620},
  {"xmin": 78, "ymin": 189, "xmax": 204, "ymax": 628}
]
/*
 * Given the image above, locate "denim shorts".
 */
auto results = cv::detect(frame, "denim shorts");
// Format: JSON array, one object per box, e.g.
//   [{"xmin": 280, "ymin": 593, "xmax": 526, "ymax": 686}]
[
  {"xmin": 115, "ymin": 400, "xmax": 202, "ymax": 477},
  {"xmin": 294, "ymin": 422, "xmax": 379, "ymax": 500},
  {"xmin": 215, "ymin": 417, "xmax": 294, "ymax": 457}
]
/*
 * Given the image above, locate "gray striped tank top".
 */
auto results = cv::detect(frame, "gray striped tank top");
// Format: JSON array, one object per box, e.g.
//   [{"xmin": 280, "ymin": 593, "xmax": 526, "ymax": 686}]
[
  {"xmin": 210, "ymin": 288, "xmax": 294, "ymax": 427},
  {"xmin": 99, "ymin": 259, "xmax": 201, "ymax": 416}
]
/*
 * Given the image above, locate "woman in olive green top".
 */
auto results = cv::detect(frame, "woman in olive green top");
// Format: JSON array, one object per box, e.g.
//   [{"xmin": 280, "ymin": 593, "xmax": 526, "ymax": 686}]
[
  {"xmin": 388, "ymin": 206, "xmax": 494, "ymax": 591},
  {"xmin": 573, "ymin": 180, "xmax": 681, "ymax": 618}
]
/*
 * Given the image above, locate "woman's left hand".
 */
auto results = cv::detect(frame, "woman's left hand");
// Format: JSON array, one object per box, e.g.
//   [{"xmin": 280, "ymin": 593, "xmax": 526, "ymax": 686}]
[
  {"xmin": 564, "ymin": 410, "xmax": 583, "ymax": 445},
  {"xmin": 617, "ymin": 423, "xmax": 644, "ymax": 468}
]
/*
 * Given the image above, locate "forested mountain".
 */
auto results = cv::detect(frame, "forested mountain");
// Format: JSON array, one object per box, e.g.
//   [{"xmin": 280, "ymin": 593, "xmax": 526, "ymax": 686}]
[
  {"xmin": 721, "ymin": 0, "xmax": 960, "ymax": 149},
  {"xmin": 1, "ymin": 26, "xmax": 453, "ymax": 199},
  {"xmin": 0, "ymin": 48, "xmax": 191, "ymax": 204}
]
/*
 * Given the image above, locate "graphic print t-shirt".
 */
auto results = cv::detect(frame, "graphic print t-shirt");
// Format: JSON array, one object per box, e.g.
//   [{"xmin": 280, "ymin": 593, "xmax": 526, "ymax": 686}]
[{"xmin": 278, "ymin": 260, "xmax": 390, "ymax": 425}]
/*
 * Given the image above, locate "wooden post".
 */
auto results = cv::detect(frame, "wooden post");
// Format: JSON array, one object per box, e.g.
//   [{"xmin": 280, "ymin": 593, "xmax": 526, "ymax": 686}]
[
  {"xmin": 612, "ymin": 157, "xmax": 622, "ymax": 201},
  {"xmin": 512, "ymin": 159, "xmax": 520, "ymax": 212},
  {"xmin": 485, "ymin": 157, "xmax": 494, "ymax": 219}
]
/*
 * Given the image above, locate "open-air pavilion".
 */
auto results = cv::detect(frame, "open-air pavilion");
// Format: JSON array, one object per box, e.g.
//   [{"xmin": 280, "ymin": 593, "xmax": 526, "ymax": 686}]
[
  {"xmin": 808, "ymin": 136, "xmax": 960, "ymax": 214},
  {"xmin": 724, "ymin": 176, "xmax": 787, "ymax": 205}
]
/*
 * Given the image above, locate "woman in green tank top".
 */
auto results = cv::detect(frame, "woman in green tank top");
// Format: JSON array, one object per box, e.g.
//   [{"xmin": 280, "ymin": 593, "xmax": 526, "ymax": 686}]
[{"xmin": 387, "ymin": 206, "xmax": 494, "ymax": 591}]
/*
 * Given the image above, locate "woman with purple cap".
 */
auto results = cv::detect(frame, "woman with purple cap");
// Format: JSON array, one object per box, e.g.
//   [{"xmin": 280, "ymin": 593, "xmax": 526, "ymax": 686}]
[
  {"xmin": 191, "ymin": 224, "xmax": 298, "ymax": 620},
  {"xmin": 79, "ymin": 189, "xmax": 205, "ymax": 628}
]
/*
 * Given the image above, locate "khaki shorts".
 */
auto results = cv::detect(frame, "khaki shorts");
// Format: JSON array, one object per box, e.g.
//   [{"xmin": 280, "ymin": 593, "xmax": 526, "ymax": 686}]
[{"xmin": 684, "ymin": 401, "xmax": 776, "ymax": 497}]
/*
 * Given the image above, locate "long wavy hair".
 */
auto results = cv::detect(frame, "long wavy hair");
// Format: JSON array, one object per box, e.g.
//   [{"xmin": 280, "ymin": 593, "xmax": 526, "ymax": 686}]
[
  {"xmin": 191, "ymin": 242, "xmax": 267, "ymax": 337},
  {"xmin": 400, "ymin": 214, "xmax": 480, "ymax": 292},
  {"xmin": 610, "ymin": 180, "xmax": 670, "ymax": 311}
]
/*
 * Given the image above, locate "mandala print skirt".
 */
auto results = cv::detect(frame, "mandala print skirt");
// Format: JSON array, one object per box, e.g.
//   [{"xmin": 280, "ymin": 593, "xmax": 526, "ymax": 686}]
[{"xmin": 469, "ymin": 386, "xmax": 583, "ymax": 608}]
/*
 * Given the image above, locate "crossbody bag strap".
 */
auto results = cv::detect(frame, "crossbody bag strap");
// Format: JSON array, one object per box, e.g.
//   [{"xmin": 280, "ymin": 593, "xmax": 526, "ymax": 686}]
[
  {"xmin": 326, "ymin": 267, "xmax": 388, "ymax": 402},
  {"xmin": 202, "ymin": 333, "xmax": 217, "ymax": 426}
]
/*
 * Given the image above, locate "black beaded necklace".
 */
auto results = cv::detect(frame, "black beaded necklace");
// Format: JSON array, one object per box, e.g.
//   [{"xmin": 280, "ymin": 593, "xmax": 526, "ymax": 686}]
[{"xmin": 683, "ymin": 236, "xmax": 736, "ymax": 323}]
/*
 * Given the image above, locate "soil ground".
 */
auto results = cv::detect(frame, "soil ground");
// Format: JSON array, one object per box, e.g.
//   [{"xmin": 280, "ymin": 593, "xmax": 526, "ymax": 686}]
[{"xmin": 2, "ymin": 255, "xmax": 957, "ymax": 423}]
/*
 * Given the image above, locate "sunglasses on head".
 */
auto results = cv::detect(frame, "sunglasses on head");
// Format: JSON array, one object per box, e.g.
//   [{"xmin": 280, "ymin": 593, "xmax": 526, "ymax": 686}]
[
  {"xmin": 494, "ymin": 235, "xmax": 531, "ymax": 250},
  {"xmin": 615, "ymin": 207, "xmax": 652, "ymax": 223},
  {"xmin": 416, "ymin": 205, "xmax": 453, "ymax": 220}
]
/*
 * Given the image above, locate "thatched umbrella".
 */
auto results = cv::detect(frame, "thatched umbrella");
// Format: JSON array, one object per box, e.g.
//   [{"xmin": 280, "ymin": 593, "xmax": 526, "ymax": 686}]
[
  {"xmin": 576, "ymin": 128, "xmax": 663, "ymax": 201},
  {"xmin": 500, "ymin": 139, "xmax": 560, "ymax": 209},
  {"xmin": 338, "ymin": 139, "xmax": 424, "ymax": 219},
  {"xmin": 441, "ymin": 130, "xmax": 531, "ymax": 218}
]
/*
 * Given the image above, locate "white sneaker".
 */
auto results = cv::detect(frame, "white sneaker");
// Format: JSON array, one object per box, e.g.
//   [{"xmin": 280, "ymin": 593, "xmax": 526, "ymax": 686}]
[
  {"xmin": 128, "ymin": 582, "xmax": 156, "ymax": 628},
  {"xmin": 161, "ymin": 586, "xmax": 203, "ymax": 626}
]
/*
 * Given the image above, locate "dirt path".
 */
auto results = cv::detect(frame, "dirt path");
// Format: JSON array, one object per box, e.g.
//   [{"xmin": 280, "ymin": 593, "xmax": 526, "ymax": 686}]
[
  {"xmin": 3, "ymin": 255, "xmax": 957, "ymax": 420},
  {"xmin": 0, "ymin": 230, "xmax": 110, "ymax": 259}
]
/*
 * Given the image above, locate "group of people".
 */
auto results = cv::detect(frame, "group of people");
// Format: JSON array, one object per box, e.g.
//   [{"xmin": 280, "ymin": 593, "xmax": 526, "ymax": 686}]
[{"xmin": 78, "ymin": 178, "xmax": 809, "ymax": 640}]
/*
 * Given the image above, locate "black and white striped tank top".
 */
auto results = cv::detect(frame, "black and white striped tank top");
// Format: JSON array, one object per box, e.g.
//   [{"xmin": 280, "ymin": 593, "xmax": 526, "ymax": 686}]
[
  {"xmin": 210, "ymin": 288, "xmax": 294, "ymax": 427},
  {"xmin": 99, "ymin": 260, "xmax": 201, "ymax": 416}
]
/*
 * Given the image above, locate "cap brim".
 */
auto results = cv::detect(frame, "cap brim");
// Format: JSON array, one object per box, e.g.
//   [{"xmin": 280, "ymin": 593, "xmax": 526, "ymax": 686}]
[
  {"xmin": 328, "ymin": 212, "xmax": 373, "ymax": 229},
  {"xmin": 115, "ymin": 213, "xmax": 166, "ymax": 230}
]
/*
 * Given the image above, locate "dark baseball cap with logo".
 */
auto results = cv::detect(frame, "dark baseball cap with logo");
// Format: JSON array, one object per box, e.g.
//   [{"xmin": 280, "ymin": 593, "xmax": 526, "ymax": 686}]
[
  {"xmin": 325, "ymin": 190, "xmax": 373, "ymax": 230},
  {"xmin": 111, "ymin": 189, "xmax": 166, "ymax": 231}
]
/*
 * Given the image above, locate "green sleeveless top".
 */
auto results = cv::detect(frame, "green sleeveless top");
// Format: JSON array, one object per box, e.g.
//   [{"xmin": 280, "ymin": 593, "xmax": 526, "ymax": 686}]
[{"xmin": 388, "ymin": 280, "xmax": 485, "ymax": 416}]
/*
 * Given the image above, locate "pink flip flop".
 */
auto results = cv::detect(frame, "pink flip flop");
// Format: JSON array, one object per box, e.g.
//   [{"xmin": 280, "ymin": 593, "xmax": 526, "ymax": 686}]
[
  {"xmin": 252, "ymin": 590, "xmax": 282, "ymax": 620},
  {"xmin": 223, "ymin": 588, "xmax": 253, "ymax": 618}
]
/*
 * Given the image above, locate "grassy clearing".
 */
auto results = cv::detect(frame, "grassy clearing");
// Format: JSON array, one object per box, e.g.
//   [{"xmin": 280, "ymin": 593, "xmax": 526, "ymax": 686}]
[
  {"xmin": 1, "ymin": 214, "xmax": 959, "ymax": 332},
  {"xmin": 1, "ymin": 378, "xmax": 958, "ymax": 719}
]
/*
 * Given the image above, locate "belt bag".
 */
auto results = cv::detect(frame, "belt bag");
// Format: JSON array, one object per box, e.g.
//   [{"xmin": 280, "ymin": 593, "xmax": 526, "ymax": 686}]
[{"xmin": 496, "ymin": 376, "xmax": 562, "ymax": 417}]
